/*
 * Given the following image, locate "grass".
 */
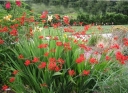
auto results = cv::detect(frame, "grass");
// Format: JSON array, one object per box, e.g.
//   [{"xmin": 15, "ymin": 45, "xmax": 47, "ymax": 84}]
[{"xmin": 40, "ymin": 25, "xmax": 128, "ymax": 36}]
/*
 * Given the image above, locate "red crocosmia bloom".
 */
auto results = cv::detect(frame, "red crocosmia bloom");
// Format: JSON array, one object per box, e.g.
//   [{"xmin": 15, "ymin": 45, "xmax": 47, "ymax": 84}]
[
  {"xmin": 63, "ymin": 42, "xmax": 70, "ymax": 48},
  {"xmin": 32, "ymin": 57, "xmax": 39, "ymax": 63},
  {"xmin": 124, "ymin": 41, "xmax": 128, "ymax": 46},
  {"xmin": 55, "ymin": 66, "xmax": 60, "ymax": 72},
  {"xmin": 73, "ymin": 22, "xmax": 77, "ymax": 26},
  {"xmin": 49, "ymin": 58, "xmax": 56, "ymax": 63},
  {"xmin": 57, "ymin": 58, "xmax": 65, "ymax": 64},
  {"xmin": 38, "ymin": 62, "xmax": 46, "ymax": 69},
  {"xmin": 16, "ymin": 0, "xmax": 21, "ymax": 7},
  {"xmin": 63, "ymin": 16, "xmax": 69, "ymax": 25},
  {"xmin": 1, "ymin": 26, "xmax": 8, "ymax": 32},
  {"xmin": 110, "ymin": 44, "xmax": 119, "ymax": 49},
  {"xmin": 24, "ymin": 60, "xmax": 31, "ymax": 66},
  {"xmin": 9, "ymin": 77, "xmax": 15, "ymax": 83},
  {"xmin": 38, "ymin": 44, "xmax": 48, "ymax": 48},
  {"xmin": 5, "ymin": 1, "xmax": 11, "ymax": 9},
  {"xmin": 82, "ymin": 70, "xmax": 90, "ymax": 76},
  {"xmin": 79, "ymin": 22, "xmax": 83, "ymax": 26},
  {"xmin": 114, "ymin": 36, "xmax": 118, "ymax": 40},
  {"xmin": 115, "ymin": 51, "xmax": 127, "ymax": 62},
  {"xmin": 18, "ymin": 54, "xmax": 24, "ymax": 59},
  {"xmin": 42, "ymin": 20, "xmax": 46, "ymax": 23},
  {"xmin": 76, "ymin": 54, "xmax": 85, "ymax": 64},
  {"xmin": 123, "ymin": 38, "xmax": 128, "ymax": 42},
  {"xmin": 10, "ymin": 29, "xmax": 18, "ymax": 36},
  {"xmin": 89, "ymin": 58, "xmax": 97, "ymax": 64},
  {"xmin": 48, "ymin": 62, "xmax": 56, "ymax": 71},
  {"xmin": 44, "ymin": 52, "xmax": 49, "ymax": 57},
  {"xmin": 74, "ymin": 39, "xmax": 78, "ymax": 43},
  {"xmin": 56, "ymin": 41, "xmax": 63, "ymax": 46},
  {"xmin": 98, "ymin": 44, "xmax": 104, "ymax": 48},
  {"xmin": 0, "ymin": 39, "xmax": 4, "ymax": 44},
  {"xmin": 53, "ymin": 36, "xmax": 59, "ymax": 40},
  {"xmin": 120, "ymin": 61, "xmax": 125, "ymax": 65},
  {"xmin": 40, "ymin": 11, "xmax": 48, "ymax": 19},
  {"xmin": 84, "ymin": 25, "xmax": 89, "ymax": 31},
  {"xmin": 54, "ymin": 14, "xmax": 60, "ymax": 20},
  {"xmin": 105, "ymin": 56, "xmax": 111, "ymax": 61},
  {"xmin": 68, "ymin": 70, "xmax": 75, "ymax": 76},
  {"xmin": 2, "ymin": 85, "xmax": 8, "ymax": 91},
  {"xmin": 12, "ymin": 70, "xmax": 18, "ymax": 75},
  {"xmin": 39, "ymin": 36, "xmax": 44, "ymax": 39}
]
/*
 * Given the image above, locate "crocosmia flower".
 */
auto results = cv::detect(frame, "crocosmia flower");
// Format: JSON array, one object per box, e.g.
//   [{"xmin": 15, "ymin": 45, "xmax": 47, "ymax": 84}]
[
  {"xmin": 5, "ymin": 1, "xmax": 11, "ymax": 9},
  {"xmin": 82, "ymin": 70, "xmax": 90, "ymax": 76},
  {"xmin": 68, "ymin": 70, "xmax": 76, "ymax": 76},
  {"xmin": 9, "ymin": 77, "xmax": 15, "ymax": 83},
  {"xmin": 16, "ymin": 0, "xmax": 22, "ymax": 7},
  {"xmin": 2, "ymin": 85, "xmax": 8, "ymax": 91}
]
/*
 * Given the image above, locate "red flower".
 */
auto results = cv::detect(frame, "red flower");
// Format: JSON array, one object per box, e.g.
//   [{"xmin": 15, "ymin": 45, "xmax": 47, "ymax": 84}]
[
  {"xmin": 53, "ymin": 36, "xmax": 59, "ymax": 40},
  {"xmin": 55, "ymin": 66, "xmax": 60, "ymax": 72},
  {"xmin": 38, "ymin": 44, "xmax": 48, "ymax": 48},
  {"xmin": 44, "ymin": 52, "xmax": 49, "ymax": 57},
  {"xmin": 16, "ymin": 0, "xmax": 22, "ymax": 7},
  {"xmin": 0, "ymin": 39, "xmax": 4, "ymax": 44},
  {"xmin": 5, "ymin": 1, "xmax": 11, "ymax": 9},
  {"xmin": 89, "ymin": 58, "xmax": 97, "ymax": 64},
  {"xmin": 110, "ymin": 44, "xmax": 119, "ymax": 49},
  {"xmin": 57, "ymin": 58, "xmax": 65, "ymax": 64},
  {"xmin": 10, "ymin": 29, "xmax": 18, "ymax": 36},
  {"xmin": 84, "ymin": 25, "xmax": 89, "ymax": 31},
  {"xmin": 40, "ymin": 11, "xmax": 48, "ymax": 19},
  {"xmin": 1, "ymin": 26, "xmax": 8, "ymax": 32},
  {"xmin": 48, "ymin": 62, "xmax": 56, "ymax": 71},
  {"xmin": 79, "ymin": 22, "xmax": 83, "ymax": 26},
  {"xmin": 18, "ymin": 54, "xmax": 24, "ymax": 59},
  {"xmin": 63, "ymin": 16, "xmax": 69, "ymax": 25},
  {"xmin": 82, "ymin": 70, "xmax": 90, "ymax": 76},
  {"xmin": 98, "ymin": 44, "xmax": 104, "ymax": 48},
  {"xmin": 49, "ymin": 58, "xmax": 56, "ymax": 63},
  {"xmin": 2, "ymin": 85, "xmax": 8, "ymax": 91},
  {"xmin": 115, "ymin": 51, "xmax": 127, "ymax": 62},
  {"xmin": 12, "ymin": 70, "xmax": 18, "ymax": 75},
  {"xmin": 32, "ymin": 57, "xmax": 39, "ymax": 63},
  {"xmin": 54, "ymin": 14, "xmax": 60, "ymax": 20},
  {"xmin": 114, "ymin": 36, "xmax": 118, "ymax": 40},
  {"xmin": 38, "ymin": 62, "xmax": 46, "ymax": 69},
  {"xmin": 68, "ymin": 70, "xmax": 75, "ymax": 76},
  {"xmin": 120, "ymin": 61, "xmax": 125, "ymax": 65},
  {"xmin": 42, "ymin": 20, "xmax": 46, "ymax": 23},
  {"xmin": 9, "ymin": 77, "xmax": 15, "ymax": 83},
  {"xmin": 56, "ymin": 41, "xmax": 63, "ymax": 46},
  {"xmin": 124, "ymin": 41, "xmax": 128, "ymax": 46},
  {"xmin": 76, "ymin": 54, "xmax": 85, "ymax": 64},
  {"xmin": 24, "ymin": 60, "xmax": 31, "ymax": 66},
  {"xmin": 105, "ymin": 56, "xmax": 111, "ymax": 61}
]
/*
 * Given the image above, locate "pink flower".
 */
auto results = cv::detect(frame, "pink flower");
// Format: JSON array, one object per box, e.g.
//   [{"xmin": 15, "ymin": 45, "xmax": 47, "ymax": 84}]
[
  {"xmin": 5, "ymin": 1, "xmax": 11, "ymax": 9},
  {"xmin": 16, "ymin": 0, "xmax": 22, "ymax": 7}
]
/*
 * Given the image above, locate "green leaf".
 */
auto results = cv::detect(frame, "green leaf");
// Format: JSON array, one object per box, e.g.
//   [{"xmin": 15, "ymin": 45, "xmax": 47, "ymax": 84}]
[
  {"xmin": 70, "ymin": 77, "xmax": 76, "ymax": 85},
  {"xmin": 52, "ymin": 72, "xmax": 63, "ymax": 76}
]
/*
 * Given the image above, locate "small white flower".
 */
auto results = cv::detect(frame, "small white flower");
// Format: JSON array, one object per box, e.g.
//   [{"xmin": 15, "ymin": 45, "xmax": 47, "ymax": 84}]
[{"xmin": 48, "ymin": 15, "xmax": 53, "ymax": 22}]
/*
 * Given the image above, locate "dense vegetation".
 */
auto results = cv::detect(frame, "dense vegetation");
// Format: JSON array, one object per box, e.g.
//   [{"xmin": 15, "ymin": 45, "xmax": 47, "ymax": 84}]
[{"xmin": 31, "ymin": 0, "xmax": 128, "ymax": 16}]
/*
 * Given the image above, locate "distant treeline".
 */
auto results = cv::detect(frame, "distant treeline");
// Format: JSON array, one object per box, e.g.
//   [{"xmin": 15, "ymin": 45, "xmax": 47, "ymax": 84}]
[{"xmin": 32, "ymin": 0, "xmax": 128, "ymax": 16}]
